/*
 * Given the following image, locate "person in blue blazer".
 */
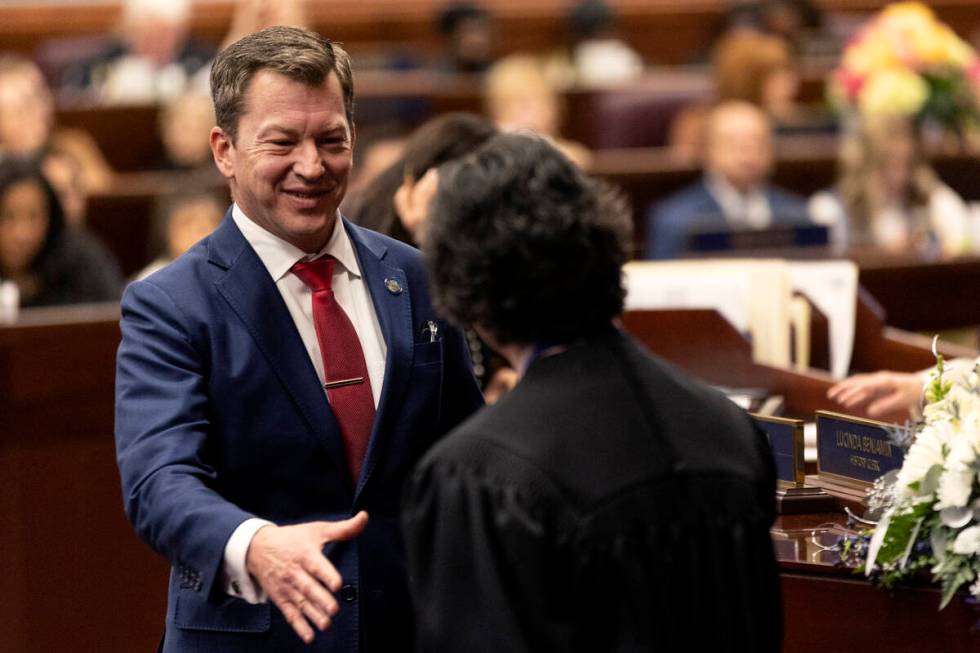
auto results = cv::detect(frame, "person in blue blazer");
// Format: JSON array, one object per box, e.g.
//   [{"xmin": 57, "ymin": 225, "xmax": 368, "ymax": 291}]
[
  {"xmin": 646, "ymin": 101, "xmax": 812, "ymax": 259},
  {"xmin": 114, "ymin": 28, "xmax": 483, "ymax": 652}
]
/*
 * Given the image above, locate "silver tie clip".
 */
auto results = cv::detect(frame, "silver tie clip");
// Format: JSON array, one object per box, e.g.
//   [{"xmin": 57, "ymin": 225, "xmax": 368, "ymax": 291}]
[{"xmin": 324, "ymin": 377, "xmax": 364, "ymax": 390}]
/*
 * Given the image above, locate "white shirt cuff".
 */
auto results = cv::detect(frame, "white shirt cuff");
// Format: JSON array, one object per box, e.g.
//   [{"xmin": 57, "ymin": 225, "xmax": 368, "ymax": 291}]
[{"xmin": 221, "ymin": 517, "xmax": 274, "ymax": 603}]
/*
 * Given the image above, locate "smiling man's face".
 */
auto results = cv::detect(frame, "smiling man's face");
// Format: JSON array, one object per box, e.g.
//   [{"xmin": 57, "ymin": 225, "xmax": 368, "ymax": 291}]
[{"xmin": 211, "ymin": 69, "xmax": 354, "ymax": 252}]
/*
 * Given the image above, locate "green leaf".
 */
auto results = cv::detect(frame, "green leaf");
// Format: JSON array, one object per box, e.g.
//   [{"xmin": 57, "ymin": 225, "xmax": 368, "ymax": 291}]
[
  {"xmin": 874, "ymin": 502, "xmax": 932, "ymax": 567},
  {"xmin": 939, "ymin": 561, "xmax": 975, "ymax": 610}
]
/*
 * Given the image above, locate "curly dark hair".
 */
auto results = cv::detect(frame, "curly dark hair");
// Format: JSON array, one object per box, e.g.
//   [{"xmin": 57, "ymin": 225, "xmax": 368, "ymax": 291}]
[{"xmin": 424, "ymin": 133, "xmax": 632, "ymax": 345}]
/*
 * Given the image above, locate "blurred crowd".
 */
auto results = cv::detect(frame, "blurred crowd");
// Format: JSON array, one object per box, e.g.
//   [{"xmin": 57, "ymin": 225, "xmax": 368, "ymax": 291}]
[{"xmin": 4, "ymin": 0, "xmax": 980, "ymax": 316}]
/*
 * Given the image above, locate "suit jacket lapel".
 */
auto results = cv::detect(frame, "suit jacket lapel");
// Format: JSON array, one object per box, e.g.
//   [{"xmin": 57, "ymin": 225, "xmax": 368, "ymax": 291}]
[
  {"xmin": 207, "ymin": 215, "xmax": 351, "ymax": 487},
  {"xmin": 345, "ymin": 221, "xmax": 414, "ymax": 498}
]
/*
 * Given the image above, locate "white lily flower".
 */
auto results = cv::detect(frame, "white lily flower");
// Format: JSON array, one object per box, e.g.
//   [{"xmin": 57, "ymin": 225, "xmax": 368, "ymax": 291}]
[{"xmin": 951, "ymin": 525, "xmax": 980, "ymax": 555}]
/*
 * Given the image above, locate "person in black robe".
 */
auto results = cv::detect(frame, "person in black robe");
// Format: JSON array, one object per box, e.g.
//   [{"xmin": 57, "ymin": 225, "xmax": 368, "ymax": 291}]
[{"xmin": 401, "ymin": 132, "xmax": 782, "ymax": 652}]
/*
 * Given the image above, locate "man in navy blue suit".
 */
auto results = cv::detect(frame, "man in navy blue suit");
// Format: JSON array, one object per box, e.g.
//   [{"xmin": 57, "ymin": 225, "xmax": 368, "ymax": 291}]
[
  {"xmin": 645, "ymin": 100, "xmax": 812, "ymax": 259},
  {"xmin": 115, "ymin": 27, "xmax": 483, "ymax": 652}
]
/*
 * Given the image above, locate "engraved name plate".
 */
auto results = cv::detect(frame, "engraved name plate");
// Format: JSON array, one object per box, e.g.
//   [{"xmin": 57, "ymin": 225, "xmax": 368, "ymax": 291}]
[{"xmin": 815, "ymin": 411, "xmax": 905, "ymax": 486}]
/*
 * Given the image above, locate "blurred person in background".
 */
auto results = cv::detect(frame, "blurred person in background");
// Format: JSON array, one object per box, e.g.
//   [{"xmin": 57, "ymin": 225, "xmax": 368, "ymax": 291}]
[
  {"xmin": 0, "ymin": 55, "xmax": 114, "ymax": 213},
  {"xmin": 64, "ymin": 0, "xmax": 214, "ymax": 103},
  {"xmin": 136, "ymin": 191, "xmax": 225, "ymax": 280},
  {"xmin": 484, "ymin": 55, "xmax": 592, "ymax": 169},
  {"xmin": 157, "ymin": 91, "xmax": 217, "ymax": 170},
  {"xmin": 648, "ymin": 100, "xmax": 811, "ymax": 259},
  {"xmin": 348, "ymin": 113, "xmax": 516, "ymax": 402},
  {"xmin": 436, "ymin": 2, "xmax": 496, "ymax": 73},
  {"xmin": 808, "ymin": 116, "xmax": 972, "ymax": 257},
  {"xmin": 0, "ymin": 159, "xmax": 121, "ymax": 307},
  {"xmin": 402, "ymin": 133, "xmax": 781, "ymax": 652},
  {"xmin": 221, "ymin": 0, "xmax": 309, "ymax": 49},
  {"xmin": 670, "ymin": 29, "xmax": 832, "ymax": 164},
  {"xmin": 350, "ymin": 113, "xmax": 496, "ymax": 246},
  {"xmin": 565, "ymin": 0, "xmax": 643, "ymax": 85}
]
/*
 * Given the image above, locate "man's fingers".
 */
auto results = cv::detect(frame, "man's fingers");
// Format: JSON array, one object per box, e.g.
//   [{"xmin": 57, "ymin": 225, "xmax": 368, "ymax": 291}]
[
  {"xmin": 306, "ymin": 554, "xmax": 344, "ymax": 594},
  {"xmin": 320, "ymin": 511, "xmax": 369, "ymax": 543},
  {"xmin": 276, "ymin": 598, "xmax": 315, "ymax": 645},
  {"xmin": 294, "ymin": 572, "xmax": 340, "ymax": 618}
]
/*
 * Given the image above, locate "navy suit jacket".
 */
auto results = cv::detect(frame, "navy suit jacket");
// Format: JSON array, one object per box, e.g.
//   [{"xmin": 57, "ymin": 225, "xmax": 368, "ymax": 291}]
[
  {"xmin": 115, "ymin": 212, "xmax": 484, "ymax": 653},
  {"xmin": 644, "ymin": 179, "xmax": 811, "ymax": 259}
]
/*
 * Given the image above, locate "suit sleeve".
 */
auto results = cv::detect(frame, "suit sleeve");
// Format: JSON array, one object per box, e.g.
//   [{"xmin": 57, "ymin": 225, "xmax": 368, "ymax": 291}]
[
  {"xmin": 646, "ymin": 202, "xmax": 685, "ymax": 260},
  {"xmin": 115, "ymin": 279, "xmax": 256, "ymax": 597}
]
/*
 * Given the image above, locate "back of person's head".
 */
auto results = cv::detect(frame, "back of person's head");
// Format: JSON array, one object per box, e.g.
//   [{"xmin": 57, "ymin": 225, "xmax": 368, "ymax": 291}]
[
  {"xmin": 712, "ymin": 29, "xmax": 795, "ymax": 105},
  {"xmin": 703, "ymin": 100, "xmax": 774, "ymax": 193},
  {"xmin": 210, "ymin": 26, "xmax": 353, "ymax": 143},
  {"xmin": 0, "ymin": 55, "xmax": 54, "ymax": 157},
  {"xmin": 484, "ymin": 55, "xmax": 561, "ymax": 137},
  {"xmin": 0, "ymin": 158, "xmax": 64, "ymax": 277},
  {"xmin": 351, "ymin": 112, "xmax": 495, "ymax": 243},
  {"xmin": 425, "ymin": 133, "xmax": 631, "ymax": 345}
]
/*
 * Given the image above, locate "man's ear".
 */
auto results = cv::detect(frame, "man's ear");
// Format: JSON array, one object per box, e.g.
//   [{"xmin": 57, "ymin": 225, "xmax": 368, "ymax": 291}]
[
  {"xmin": 210, "ymin": 126, "xmax": 235, "ymax": 179},
  {"xmin": 349, "ymin": 121, "xmax": 357, "ymax": 166}
]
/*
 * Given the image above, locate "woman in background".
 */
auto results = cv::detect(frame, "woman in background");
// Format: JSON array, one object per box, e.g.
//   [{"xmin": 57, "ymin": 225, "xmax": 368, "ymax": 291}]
[
  {"xmin": 350, "ymin": 112, "xmax": 496, "ymax": 245},
  {"xmin": 809, "ymin": 117, "xmax": 971, "ymax": 257},
  {"xmin": 0, "ymin": 159, "xmax": 121, "ymax": 307},
  {"xmin": 349, "ymin": 113, "xmax": 516, "ymax": 401}
]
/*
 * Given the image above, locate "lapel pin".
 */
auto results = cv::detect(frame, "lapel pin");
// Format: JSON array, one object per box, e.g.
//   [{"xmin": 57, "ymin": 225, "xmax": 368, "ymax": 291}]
[{"xmin": 385, "ymin": 278, "xmax": 403, "ymax": 295}]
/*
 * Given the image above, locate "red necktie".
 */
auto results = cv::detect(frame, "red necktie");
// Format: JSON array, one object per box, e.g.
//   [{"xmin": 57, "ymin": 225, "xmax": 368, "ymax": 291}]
[{"xmin": 292, "ymin": 258, "xmax": 375, "ymax": 483}]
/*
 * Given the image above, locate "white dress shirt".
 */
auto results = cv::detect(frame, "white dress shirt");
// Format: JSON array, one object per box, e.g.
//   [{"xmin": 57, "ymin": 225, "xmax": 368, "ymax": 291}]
[
  {"xmin": 221, "ymin": 205, "xmax": 387, "ymax": 603},
  {"xmin": 705, "ymin": 173, "xmax": 772, "ymax": 230}
]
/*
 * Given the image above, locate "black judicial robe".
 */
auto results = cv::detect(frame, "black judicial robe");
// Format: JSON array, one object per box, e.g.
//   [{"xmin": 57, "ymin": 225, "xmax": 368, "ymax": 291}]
[{"xmin": 402, "ymin": 329, "xmax": 781, "ymax": 653}]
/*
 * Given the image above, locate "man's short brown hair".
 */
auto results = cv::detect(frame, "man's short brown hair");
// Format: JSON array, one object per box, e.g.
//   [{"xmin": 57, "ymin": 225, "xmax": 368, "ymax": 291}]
[{"xmin": 210, "ymin": 26, "xmax": 354, "ymax": 142}]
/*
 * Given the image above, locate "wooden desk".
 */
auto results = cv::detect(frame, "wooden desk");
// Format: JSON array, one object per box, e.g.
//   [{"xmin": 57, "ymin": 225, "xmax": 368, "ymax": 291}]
[
  {"xmin": 621, "ymin": 302, "xmax": 975, "ymax": 419},
  {"xmin": 774, "ymin": 512, "xmax": 980, "ymax": 652},
  {"xmin": 0, "ymin": 304, "xmax": 168, "ymax": 653},
  {"xmin": 857, "ymin": 255, "xmax": 980, "ymax": 332}
]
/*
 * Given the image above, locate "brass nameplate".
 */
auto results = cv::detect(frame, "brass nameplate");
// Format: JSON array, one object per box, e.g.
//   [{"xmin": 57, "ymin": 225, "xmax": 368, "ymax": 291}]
[
  {"xmin": 815, "ymin": 410, "xmax": 904, "ymax": 488},
  {"xmin": 752, "ymin": 414, "xmax": 805, "ymax": 487}
]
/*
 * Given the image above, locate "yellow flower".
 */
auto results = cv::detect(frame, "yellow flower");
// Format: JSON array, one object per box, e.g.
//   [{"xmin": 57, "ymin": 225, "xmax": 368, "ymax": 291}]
[
  {"xmin": 939, "ymin": 26, "xmax": 976, "ymax": 68},
  {"xmin": 859, "ymin": 67, "xmax": 929, "ymax": 116},
  {"xmin": 845, "ymin": 30, "xmax": 899, "ymax": 75},
  {"xmin": 879, "ymin": 2, "xmax": 937, "ymax": 31}
]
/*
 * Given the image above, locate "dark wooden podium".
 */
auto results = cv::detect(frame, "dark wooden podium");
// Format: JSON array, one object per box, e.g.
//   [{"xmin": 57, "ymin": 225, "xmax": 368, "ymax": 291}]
[
  {"xmin": 0, "ymin": 304, "xmax": 168, "ymax": 653},
  {"xmin": 775, "ymin": 512, "xmax": 980, "ymax": 653}
]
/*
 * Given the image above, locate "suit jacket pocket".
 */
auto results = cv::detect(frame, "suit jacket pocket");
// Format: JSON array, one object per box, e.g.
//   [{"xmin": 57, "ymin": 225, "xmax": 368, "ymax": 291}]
[
  {"xmin": 412, "ymin": 339, "xmax": 443, "ymax": 367},
  {"xmin": 174, "ymin": 588, "xmax": 272, "ymax": 633}
]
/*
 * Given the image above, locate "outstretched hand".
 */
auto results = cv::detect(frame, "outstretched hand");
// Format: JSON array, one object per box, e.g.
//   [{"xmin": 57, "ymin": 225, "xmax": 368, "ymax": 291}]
[
  {"xmin": 246, "ymin": 511, "xmax": 369, "ymax": 644},
  {"xmin": 827, "ymin": 371, "xmax": 923, "ymax": 422}
]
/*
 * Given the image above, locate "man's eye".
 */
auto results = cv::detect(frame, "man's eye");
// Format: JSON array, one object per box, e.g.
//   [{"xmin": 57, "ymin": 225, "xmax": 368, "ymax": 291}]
[{"xmin": 270, "ymin": 140, "xmax": 293, "ymax": 147}]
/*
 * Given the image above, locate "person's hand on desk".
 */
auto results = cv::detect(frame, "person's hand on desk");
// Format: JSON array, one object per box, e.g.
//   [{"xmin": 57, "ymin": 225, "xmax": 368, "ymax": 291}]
[
  {"xmin": 246, "ymin": 511, "xmax": 369, "ymax": 644},
  {"xmin": 827, "ymin": 371, "xmax": 923, "ymax": 422}
]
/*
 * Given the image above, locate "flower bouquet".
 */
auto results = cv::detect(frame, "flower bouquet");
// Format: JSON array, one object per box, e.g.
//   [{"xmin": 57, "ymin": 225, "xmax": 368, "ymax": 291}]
[
  {"xmin": 829, "ymin": 2, "xmax": 980, "ymax": 134},
  {"xmin": 855, "ymin": 347, "xmax": 980, "ymax": 608}
]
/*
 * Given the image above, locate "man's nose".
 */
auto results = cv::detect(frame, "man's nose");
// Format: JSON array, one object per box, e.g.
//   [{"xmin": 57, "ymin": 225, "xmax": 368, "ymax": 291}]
[{"xmin": 293, "ymin": 140, "xmax": 325, "ymax": 180}]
